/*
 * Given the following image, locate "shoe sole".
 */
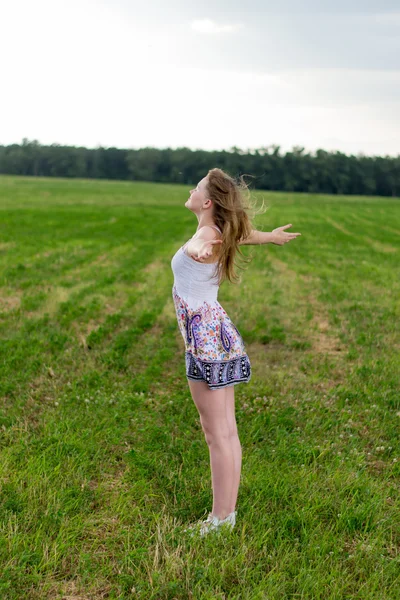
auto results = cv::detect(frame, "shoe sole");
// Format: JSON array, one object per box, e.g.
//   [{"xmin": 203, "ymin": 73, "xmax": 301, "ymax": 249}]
[{"xmin": 184, "ymin": 522, "xmax": 235, "ymax": 537}]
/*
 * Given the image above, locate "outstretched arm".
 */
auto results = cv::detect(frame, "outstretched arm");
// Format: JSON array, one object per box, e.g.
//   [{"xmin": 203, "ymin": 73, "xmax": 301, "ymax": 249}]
[
  {"xmin": 239, "ymin": 230, "xmax": 275, "ymax": 245},
  {"xmin": 239, "ymin": 224, "xmax": 301, "ymax": 246}
]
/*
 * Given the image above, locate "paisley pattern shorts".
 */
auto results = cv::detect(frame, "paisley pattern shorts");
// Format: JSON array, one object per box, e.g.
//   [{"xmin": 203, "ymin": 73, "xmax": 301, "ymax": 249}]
[{"xmin": 172, "ymin": 285, "xmax": 251, "ymax": 390}]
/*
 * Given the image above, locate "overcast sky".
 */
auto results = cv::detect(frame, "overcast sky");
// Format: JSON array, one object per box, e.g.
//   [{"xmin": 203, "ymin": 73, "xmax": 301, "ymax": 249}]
[{"xmin": 1, "ymin": 0, "xmax": 399, "ymax": 156}]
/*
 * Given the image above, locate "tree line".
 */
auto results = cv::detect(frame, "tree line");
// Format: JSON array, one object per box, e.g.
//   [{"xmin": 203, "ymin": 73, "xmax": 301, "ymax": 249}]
[{"xmin": 0, "ymin": 138, "xmax": 399, "ymax": 197}]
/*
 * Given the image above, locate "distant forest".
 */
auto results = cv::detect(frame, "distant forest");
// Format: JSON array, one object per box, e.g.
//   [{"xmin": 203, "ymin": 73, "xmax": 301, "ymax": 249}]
[{"xmin": 0, "ymin": 138, "xmax": 399, "ymax": 197}]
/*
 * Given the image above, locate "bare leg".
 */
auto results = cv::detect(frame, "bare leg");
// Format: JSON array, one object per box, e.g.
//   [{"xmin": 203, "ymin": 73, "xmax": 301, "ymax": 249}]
[
  {"xmin": 225, "ymin": 384, "xmax": 242, "ymax": 513},
  {"xmin": 187, "ymin": 378, "xmax": 235, "ymax": 521}
]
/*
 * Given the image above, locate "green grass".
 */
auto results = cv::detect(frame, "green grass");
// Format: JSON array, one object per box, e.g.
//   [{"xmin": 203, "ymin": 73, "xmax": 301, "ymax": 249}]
[{"xmin": 0, "ymin": 175, "xmax": 399, "ymax": 599}]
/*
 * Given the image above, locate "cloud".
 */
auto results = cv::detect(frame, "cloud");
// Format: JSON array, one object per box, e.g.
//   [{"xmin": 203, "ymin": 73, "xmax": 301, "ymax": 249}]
[
  {"xmin": 190, "ymin": 19, "xmax": 242, "ymax": 34},
  {"xmin": 1, "ymin": 0, "xmax": 399, "ymax": 157}
]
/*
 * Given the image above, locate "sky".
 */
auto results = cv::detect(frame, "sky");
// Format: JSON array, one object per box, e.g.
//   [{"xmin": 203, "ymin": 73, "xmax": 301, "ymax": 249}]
[{"xmin": 1, "ymin": 0, "xmax": 399, "ymax": 157}]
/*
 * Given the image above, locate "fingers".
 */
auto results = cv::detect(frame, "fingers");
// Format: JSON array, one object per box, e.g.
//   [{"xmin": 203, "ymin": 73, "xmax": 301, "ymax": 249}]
[{"xmin": 280, "ymin": 225, "xmax": 302, "ymax": 236}]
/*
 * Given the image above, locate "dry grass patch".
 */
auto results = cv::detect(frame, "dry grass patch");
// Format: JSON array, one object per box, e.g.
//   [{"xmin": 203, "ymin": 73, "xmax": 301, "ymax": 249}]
[
  {"xmin": 307, "ymin": 293, "xmax": 344, "ymax": 356},
  {"xmin": 246, "ymin": 338, "xmax": 345, "ymax": 395},
  {"xmin": 0, "ymin": 288, "xmax": 23, "ymax": 312},
  {"xmin": 44, "ymin": 578, "xmax": 112, "ymax": 600},
  {"xmin": 89, "ymin": 253, "xmax": 113, "ymax": 267},
  {"xmin": 363, "ymin": 237, "xmax": 398, "ymax": 254},
  {"xmin": 324, "ymin": 216, "xmax": 353, "ymax": 237},
  {"xmin": 0, "ymin": 241, "xmax": 16, "ymax": 251},
  {"xmin": 326, "ymin": 215, "xmax": 398, "ymax": 253},
  {"xmin": 83, "ymin": 244, "xmax": 138, "ymax": 269},
  {"xmin": 268, "ymin": 255, "xmax": 346, "ymax": 358},
  {"xmin": 125, "ymin": 295, "xmax": 185, "ymax": 388},
  {"xmin": 142, "ymin": 257, "xmax": 165, "ymax": 274},
  {"xmin": 349, "ymin": 211, "xmax": 400, "ymax": 237},
  {"xmin": 158, "ymin": 295, "xmax": 177, "ymax": 322},
  {"xmin": 72, "ymin": 319, "xmax": 104, "ymax": 350},
  {"xmin": 25, "ymin": 282, "xmax": 95, "ymax": 319}
]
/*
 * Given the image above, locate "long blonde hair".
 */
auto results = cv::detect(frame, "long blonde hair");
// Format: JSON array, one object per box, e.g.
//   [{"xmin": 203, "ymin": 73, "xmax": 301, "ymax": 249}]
[{"xmin": 206, "ymin": 168, "xmax": 267, "ymax": 286}]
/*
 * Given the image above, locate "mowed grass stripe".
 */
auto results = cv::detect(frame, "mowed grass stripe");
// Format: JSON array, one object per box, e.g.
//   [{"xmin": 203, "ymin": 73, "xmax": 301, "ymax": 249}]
[{"xmin": 0, "ymin": 245, "xmax": 181, "ymax": 406}]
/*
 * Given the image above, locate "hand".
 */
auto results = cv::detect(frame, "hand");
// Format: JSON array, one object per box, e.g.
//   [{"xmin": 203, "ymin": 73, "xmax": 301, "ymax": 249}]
[
  {"xmin": 271, "ymin": 224, "xmax": 301, "ymax": 246},
  {"xmin": 190, "ymin": 239, "xmax": 223, "ymax": 262}
]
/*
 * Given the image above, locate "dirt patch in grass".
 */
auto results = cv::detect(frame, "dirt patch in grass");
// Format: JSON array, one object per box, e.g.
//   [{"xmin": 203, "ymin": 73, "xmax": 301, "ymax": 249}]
[{"xmin": 0, "ymin": 288, "xmax": 23, "ymax": 312}]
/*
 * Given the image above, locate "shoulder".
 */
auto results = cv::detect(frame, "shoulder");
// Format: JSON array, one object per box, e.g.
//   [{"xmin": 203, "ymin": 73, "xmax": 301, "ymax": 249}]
[{"xmin": 195, "ymin": 226, "xmax": 221, "ymax": 240}]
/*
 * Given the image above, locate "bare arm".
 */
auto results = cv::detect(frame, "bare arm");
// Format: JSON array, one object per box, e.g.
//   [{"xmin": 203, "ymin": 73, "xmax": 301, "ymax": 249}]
[
  {"xmin": 185, "ymin": 226, "xmax": 223, "ymax": 261},
  {"xmin": 238, "ymin": 230, "xmax": 276, "ymax": 245},
  {"xmin": 239, "ymin": 225, "xmax": 301, "ymax": 246}
]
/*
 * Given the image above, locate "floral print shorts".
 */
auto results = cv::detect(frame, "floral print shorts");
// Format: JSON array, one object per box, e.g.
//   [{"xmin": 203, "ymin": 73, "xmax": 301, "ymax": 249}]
[{"xmin": 172, "ymin": 285, "xmax": 251, "ymax": 390}]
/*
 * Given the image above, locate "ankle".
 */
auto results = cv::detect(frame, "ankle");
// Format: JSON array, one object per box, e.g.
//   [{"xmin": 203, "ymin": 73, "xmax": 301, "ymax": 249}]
[{"xmin": 212, "ymin": 510, "xmax": 236, "ymax": 521}]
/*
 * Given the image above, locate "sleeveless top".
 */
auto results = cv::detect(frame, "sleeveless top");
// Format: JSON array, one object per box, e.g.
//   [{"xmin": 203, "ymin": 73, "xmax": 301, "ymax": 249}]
[{"xmin": 171, "ymin": 225, "xmax": 222, "ymax": 304}]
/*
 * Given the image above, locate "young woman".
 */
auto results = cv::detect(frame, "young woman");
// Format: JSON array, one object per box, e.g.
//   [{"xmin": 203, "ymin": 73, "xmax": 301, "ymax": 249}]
[{"xmin": 171, "ymin": 168, "xmax": 301, "ymax": 537}]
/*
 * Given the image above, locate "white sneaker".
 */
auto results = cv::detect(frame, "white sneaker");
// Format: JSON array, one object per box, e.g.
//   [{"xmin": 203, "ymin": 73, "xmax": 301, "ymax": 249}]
[{"xmin": 184, "ymin": 511, "xmax": 237, "ymax": 537}]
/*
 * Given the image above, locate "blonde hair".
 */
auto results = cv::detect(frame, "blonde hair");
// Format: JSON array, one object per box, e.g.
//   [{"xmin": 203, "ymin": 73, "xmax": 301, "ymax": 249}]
[{"xmin": 206, "ymin": 167, "xmax": 267, "ymax": 286}]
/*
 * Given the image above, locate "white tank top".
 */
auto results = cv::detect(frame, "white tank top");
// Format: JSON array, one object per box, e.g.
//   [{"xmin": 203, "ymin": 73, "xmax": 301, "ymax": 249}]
[{"xmin": 171, "ymin": 225, "xmax": 222, "ymax": 304}]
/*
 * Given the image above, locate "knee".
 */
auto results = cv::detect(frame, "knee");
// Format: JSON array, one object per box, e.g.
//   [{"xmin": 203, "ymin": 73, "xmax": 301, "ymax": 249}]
[
  {"xmin": 201, "ymin": 420, "xmax": 235, "ymax": 447},
  {"xmin": 205, "ymin": 431, "xmax": 231, "ymax": 447}
]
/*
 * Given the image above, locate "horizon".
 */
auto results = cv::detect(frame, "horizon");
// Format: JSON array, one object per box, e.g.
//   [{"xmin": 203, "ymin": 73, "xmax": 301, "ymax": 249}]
[{"xmin": 4, "ymin": 138, "xmax": 399, "ymax": 160}]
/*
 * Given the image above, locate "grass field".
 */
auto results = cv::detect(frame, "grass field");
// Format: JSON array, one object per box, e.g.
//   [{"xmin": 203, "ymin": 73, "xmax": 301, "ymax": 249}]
[{"xmin": 0, "ymin": 175, "xmax": 399, "ymax": 599}]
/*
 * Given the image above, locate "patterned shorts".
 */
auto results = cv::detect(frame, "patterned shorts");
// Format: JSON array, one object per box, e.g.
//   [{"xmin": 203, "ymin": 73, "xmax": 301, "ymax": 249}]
[{"xmin": 172, "ymin": 285, "xmax": 251, "ymax": 391}]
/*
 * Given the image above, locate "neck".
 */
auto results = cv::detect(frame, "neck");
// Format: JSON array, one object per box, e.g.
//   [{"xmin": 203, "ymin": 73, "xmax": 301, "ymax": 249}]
[{"xmin": 196, "ymin": 215, "xmax": 217, "ymax": 231}]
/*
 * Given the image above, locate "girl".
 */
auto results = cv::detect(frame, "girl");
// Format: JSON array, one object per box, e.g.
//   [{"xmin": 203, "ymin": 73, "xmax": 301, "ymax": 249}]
[{"xmin": 171, "ymin": 168, "xmax": 301, "ymax": 536}]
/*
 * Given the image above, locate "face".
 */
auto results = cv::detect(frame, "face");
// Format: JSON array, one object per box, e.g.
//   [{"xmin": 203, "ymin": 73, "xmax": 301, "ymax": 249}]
[{"xmin": 185, "ymin": 176, "xmax": 213, "ymax": 215}]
